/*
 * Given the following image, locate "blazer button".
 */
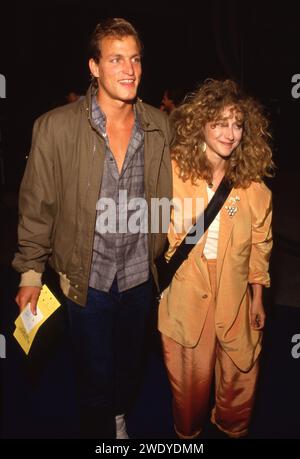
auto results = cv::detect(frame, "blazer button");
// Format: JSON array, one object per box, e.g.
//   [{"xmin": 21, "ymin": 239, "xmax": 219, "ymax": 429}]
[
  {"xmin": 73, "ymin": 295, "xmax": 78, "ymax": 300},
  {"xmin": 75, "ymin": 284, "xmax": 79, "ymax": 289},
  {"xmin": 202, "ymin": 294, "xmax": 208, "ymax": 299}
]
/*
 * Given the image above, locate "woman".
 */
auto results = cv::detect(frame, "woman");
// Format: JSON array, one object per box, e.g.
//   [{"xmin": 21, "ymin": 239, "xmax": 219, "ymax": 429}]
[{"xmin": 158, "ymin": 79, "xmax": 274, "ymax": 439}]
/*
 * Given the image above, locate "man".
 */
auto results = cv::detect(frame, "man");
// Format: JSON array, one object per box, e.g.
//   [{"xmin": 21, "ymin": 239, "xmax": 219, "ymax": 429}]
[
  {"xmin": 159, "ymin": 87, "xmax": 185, "ymax": 114},
  {"xmin": 13, "ymin": 18, "xmax": 172, "ymax": 438}
]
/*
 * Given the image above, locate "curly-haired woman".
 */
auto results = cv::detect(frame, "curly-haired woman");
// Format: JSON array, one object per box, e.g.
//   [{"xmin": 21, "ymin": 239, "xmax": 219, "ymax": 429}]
[{"xmin": 158, "ymin": 79, "xmax": 274, "ymax": 439}]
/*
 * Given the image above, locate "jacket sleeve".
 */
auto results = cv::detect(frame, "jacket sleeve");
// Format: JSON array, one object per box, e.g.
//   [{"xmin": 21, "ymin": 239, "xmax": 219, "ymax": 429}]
[
  {"xmin": 12, "ymin": 114, "xmax": 58, "ymax": 285},
  {"xmin": 247, "ymin": 182, "xmax": 273, "ymax": 287}
]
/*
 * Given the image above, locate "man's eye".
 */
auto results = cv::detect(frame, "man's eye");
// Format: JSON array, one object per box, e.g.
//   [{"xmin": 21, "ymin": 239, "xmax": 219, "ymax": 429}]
[
  {"xmin": 132, "ymin": 57, "xmax": 141, "ymax": 64},
  {"xmin": 111, "ymin": 58, "xmax": 120, "ymax": 63}
]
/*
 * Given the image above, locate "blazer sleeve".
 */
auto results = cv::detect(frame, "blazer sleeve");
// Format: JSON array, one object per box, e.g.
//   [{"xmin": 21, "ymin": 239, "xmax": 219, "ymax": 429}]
[{"xmin": 247, "ymin": 181, "xmax": 273, "ymax": 287}]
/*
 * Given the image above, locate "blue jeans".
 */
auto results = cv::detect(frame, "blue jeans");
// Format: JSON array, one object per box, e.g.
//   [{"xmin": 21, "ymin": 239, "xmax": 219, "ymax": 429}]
[{"xmin": 66, "ymin": 276, "xmax": 153, "ymax": 437}]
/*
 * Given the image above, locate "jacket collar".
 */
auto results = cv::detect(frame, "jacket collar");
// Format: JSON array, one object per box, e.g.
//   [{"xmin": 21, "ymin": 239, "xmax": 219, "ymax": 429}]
[
  {"xmin": 82, "ymin": 85, "xmax": 161, "ymax": 133},
  {"xmin": 135, "ymin": 99, "xmax": 162, "ymax": 131}
]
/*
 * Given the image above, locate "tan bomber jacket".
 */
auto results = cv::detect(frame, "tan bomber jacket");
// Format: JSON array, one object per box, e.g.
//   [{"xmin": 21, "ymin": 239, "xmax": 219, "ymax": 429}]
[{"xmin": 12, "ymin": 87, "xmax": 173, "ymax": 306}]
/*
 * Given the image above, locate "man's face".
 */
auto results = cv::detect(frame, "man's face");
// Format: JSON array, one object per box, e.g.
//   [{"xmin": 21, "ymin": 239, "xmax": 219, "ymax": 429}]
[
  {"xmin": 89, "ymin": 35, "xmax": 142, "ymax": 104},
  {"xmin": 160, "ymin": 91, "xmax": 175, "ymax": 114}
]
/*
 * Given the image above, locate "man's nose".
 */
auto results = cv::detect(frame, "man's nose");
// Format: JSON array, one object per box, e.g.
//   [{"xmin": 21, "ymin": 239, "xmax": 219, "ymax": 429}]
[{"xmin": 123, "ymin": 60, "xmax": 134, "ymax": 75}]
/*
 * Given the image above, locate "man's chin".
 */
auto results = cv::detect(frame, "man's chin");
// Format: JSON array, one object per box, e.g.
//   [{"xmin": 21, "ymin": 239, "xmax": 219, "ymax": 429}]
[{"xmin": 121, "ymin": 95, "xmax": 138, "ymax": 104}]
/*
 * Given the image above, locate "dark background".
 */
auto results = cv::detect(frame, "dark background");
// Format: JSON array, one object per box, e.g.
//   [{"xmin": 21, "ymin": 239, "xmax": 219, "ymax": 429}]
[
  {"xmin": 0, "ymin": 0, "xmax": 299, "ymax": 187},
  {"xmin": 0, "ymin": 0, "xmax": 300, "ymax": 441}
]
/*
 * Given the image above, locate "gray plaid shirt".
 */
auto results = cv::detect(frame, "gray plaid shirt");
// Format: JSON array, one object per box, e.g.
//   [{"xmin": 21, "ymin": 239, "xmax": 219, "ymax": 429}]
[{"xmin": 89, "ymin": 96, "xmax": 149, "ymax": 292}]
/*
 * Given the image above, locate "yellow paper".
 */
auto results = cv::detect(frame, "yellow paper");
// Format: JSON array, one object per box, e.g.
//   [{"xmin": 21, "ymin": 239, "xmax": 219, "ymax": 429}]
[{"xmin": 13, "ymin": 284, "xmax": 61, "ymax": 354}]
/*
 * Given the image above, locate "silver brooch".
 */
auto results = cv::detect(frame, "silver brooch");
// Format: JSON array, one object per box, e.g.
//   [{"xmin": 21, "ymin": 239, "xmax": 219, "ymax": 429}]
[{"xmin": 225, "ymin": 195, "xmax": 240, "ymax": 218}]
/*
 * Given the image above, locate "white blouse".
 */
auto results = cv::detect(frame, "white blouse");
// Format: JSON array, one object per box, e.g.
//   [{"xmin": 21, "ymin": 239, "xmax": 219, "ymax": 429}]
[{"xmin": 203, "ymin": 186, "xmax": 220, "ymax": 259}]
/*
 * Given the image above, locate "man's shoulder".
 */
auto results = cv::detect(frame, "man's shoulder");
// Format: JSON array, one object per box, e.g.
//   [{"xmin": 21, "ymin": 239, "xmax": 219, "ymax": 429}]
[
  {"xmin": 35, "ymin": 99, "xmax": 84, "ymax": 131},
  {"xmin": 137, "ymin": 100, "xmax": 170, "ymax": 130},
  {"xmin": 139, "ymin": 101, "xmax": 166, "ymax": 118}
]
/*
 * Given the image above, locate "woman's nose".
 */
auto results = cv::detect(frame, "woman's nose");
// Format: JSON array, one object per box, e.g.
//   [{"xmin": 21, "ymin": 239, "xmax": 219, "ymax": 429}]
[{"xmin": 225, "ymin": 126, "xmax": 234, "ymax": 140}]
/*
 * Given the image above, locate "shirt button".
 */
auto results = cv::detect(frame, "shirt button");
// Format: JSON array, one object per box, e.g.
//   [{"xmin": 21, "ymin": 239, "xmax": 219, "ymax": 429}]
[{"xmin": 202, "ymin": 294, "xmax": 208, "ymax": 299}]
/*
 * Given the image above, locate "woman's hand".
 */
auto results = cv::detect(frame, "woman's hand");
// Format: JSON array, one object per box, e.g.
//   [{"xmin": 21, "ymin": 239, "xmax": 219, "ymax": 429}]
[
  {"xmin": 249, "ymin": 283, "xmax": 266, "ymax": 330},
  {"xmin": 250, "ymin": 298, "xmax": 266, "ymax": 330}
]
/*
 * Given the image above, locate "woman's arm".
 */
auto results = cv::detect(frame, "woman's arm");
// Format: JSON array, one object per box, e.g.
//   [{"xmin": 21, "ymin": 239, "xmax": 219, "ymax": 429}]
[{"xmin": 247, "ymin": 182, "xmax": 273, "ymax": 330}]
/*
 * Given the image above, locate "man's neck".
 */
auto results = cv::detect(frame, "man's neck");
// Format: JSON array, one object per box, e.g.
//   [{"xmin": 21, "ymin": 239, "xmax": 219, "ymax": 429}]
[{"xmin": 96, "ymin": 92, "xmax": 135, "ymax": 125}]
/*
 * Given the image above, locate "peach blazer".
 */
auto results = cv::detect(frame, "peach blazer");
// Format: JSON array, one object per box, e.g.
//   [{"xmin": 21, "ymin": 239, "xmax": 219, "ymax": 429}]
[{"xmin": 158, "ymin": 163, "xmax": 273, "ymax": 371}]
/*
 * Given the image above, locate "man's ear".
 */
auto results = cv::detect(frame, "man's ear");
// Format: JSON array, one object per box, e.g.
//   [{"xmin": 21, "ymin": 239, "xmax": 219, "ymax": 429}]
[{"xmin": 89, "ymin": 58, "xmax": 99, "ymax": 78}]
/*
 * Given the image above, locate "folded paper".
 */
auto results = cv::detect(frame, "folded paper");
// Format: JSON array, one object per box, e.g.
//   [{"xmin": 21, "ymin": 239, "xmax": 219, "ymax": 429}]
[{"xmin": 14, "ymin": 285, "xmax": 61, "ymax": 354}]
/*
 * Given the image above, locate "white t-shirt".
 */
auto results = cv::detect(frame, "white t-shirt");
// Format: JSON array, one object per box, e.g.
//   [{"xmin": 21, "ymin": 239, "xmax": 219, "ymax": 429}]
[{"xmin": 203, "ymin": 186, "xmax": 220, "ymax": 259}]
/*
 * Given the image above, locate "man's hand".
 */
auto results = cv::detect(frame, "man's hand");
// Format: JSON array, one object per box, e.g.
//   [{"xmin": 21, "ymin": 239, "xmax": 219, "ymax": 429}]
[{"xmin": 15, "ymin": 286, "xmax": 42, "ymax": 315}]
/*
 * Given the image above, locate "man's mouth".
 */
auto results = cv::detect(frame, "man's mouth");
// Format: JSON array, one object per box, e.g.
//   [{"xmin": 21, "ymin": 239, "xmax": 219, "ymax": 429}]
[{"xmin": 119, "ymin": 79, "xmax": 135, "ymax": 84}]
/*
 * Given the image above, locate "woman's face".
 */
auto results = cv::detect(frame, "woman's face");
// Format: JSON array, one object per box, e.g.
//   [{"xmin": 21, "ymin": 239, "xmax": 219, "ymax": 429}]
[{"xmin": 203, "ymin": 106, "xmax": 243, "ymax": 160}]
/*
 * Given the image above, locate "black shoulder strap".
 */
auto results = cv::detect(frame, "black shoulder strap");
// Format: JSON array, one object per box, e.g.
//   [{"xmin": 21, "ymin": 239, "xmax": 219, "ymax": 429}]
[{"xmin": 157, "ymin": 177, "xmax": 232, "ymax": 293}]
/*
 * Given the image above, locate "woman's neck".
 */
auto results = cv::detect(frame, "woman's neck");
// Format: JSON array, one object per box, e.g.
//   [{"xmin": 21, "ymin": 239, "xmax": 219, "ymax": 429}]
[{"xmin": 207, "ymin": 155, "xmax": 226, "ymax": 190}]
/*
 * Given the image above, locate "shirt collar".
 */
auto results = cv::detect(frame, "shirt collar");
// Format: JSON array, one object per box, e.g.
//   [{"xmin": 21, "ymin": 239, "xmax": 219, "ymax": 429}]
[
  {"xmin": 91, "ymin": 94, "xmax": 107, "ymax": 133},
  {"xmin": 91, "ymin": 94, "xmax": 142, "ymax": 133}
]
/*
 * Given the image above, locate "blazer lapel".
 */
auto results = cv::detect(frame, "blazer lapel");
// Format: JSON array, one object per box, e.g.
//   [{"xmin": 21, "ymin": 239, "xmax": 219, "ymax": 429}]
[{"xmin": 216, "ymin": 191, "xmax": 238, "ymax": 288}]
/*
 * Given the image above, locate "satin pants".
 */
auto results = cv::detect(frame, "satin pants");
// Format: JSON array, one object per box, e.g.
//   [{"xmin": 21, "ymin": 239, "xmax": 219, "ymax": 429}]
[{"xmin": 161, "ymin": 259, "xmax": 259, "ymax": 439}]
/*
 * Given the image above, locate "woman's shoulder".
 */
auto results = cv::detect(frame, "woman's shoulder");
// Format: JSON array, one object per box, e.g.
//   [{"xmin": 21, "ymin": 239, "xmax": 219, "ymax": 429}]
[
  {"xmin": 243, "ymin": 180, "xmax": 272, "ymax": 208},
  {"xmin": 171, "ymin": 159, "xmax": 204, "ymax": 185},
  {"xmin": 245, "ymin": 180, "xmax": 272, "ymax": 196},
  {"xmin": 171, "ymin": 160, "xmax": 204, "ymax": 196}
]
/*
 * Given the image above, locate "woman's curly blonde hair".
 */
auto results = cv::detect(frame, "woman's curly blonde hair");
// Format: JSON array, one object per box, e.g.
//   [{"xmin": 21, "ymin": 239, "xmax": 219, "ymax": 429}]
[{"xmin": 170, "ymin": 79, "xmax": 275, "ymax": 188}]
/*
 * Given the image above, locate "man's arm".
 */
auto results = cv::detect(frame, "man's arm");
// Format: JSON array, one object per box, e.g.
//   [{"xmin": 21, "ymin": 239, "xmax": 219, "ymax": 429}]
[{"xmin": 12, "ymin": 115, "xmax": 57, "ymax": 314}]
